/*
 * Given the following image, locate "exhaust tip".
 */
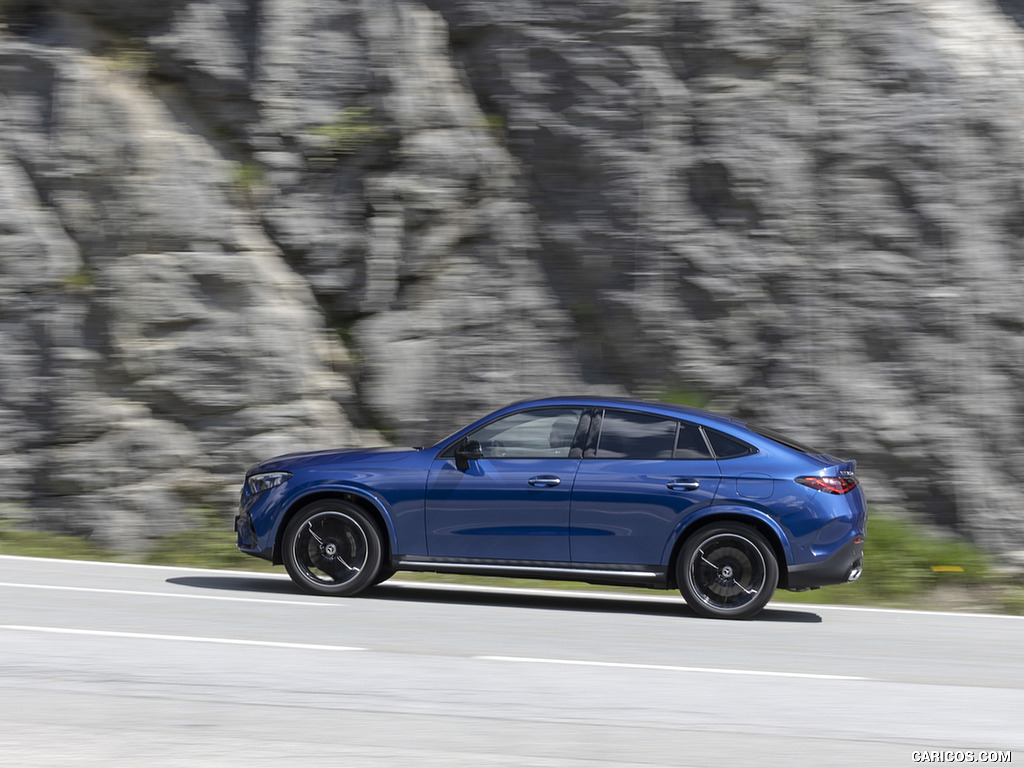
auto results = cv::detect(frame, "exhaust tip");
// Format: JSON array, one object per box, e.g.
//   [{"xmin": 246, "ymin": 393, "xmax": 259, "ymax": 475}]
[{"xmin": 846, "ymin": 559, "xmax": 863, "ymax": 582}]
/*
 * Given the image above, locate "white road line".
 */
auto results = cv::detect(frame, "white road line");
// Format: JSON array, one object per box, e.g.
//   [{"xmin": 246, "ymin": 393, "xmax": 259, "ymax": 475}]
[
  {"xmin": 0, "ymin": 554, "xmax": 295, "ymax": 576},
  {"xmin": 0, "ymin": 625, "xmax": 364, "ymax": 652},
  {"xmin": 0, "ymin": 627, "xmax": 869, "ymax": 676},
  {"xmin": 774, "ymin": 602, "xmax": 1024, "ymax": 620},
  {"xmin": 477, "ymin": 655, "xmax": 869, "ymax": 681},
  {"xmin": 0, "ymin": 581, "xmax": 330, "ymax": 607}
]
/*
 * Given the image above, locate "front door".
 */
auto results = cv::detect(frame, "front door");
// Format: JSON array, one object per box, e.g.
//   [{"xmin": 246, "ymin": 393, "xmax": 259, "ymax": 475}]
[{"xmin": 425, "ymin": 407, "xmax": 585, "ymax": 561}]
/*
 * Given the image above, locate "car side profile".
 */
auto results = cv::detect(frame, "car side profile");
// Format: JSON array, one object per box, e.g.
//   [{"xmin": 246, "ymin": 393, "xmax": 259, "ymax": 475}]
[{"xmin": 236, "ymin": 396, "xmax": 866, "ymax": 619}]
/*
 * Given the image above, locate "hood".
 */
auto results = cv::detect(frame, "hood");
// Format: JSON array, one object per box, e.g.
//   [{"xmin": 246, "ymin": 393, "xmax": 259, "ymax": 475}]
[{"xmin": 246, "ymin": 446, "xmax": 421, "ymax": 475}]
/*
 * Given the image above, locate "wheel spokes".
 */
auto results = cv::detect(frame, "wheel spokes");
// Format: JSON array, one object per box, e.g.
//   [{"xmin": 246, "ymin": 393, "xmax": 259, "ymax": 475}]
[
  {"xmin": 305, "ymin": 523, "xmax": 325, "ymax": 544},
  {"xmin": 691, "ymin": 535, "xmax": 766, "ymax": 610},
  {"xmin": 732, "ymin": 580, "xmax": 757, "ymax": 596},
  {"xmin": 297, "ymin": 513, "xmax": 369, "ymax": 585}
]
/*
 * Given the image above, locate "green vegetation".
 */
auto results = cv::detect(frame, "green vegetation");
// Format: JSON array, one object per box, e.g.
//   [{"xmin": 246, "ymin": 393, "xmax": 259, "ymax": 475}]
[
  {"xmin": 0, "ymin": 511, "xmax": 275, "ymax": 572},
  {"xmin": 333, "ymin": 324, "xmax": 359, "ymax": 351},
  {"xmin": 657, "ymin": 386, "xmax": 711, "ymax": 409},
  {"xmin": 231, "ymin": 161, "xmax": 265, "ymax": 203},
  {"xmin": 0, "ymin": 519, "xmax": 114, "ymax": 562},
  {"xmin": 309, "ymin": 107, "xmax": 387, "ymax": 155},
  {"xmin": 99, "ymin": 38, "xmax": 154, "ymax": 78},
  {"xmin": 61, "ymin": 267, "xmax": 95, "ymax": 290},
  {"xmin": 482, "ymin": 113, "xmax": 506, "ymax": 143},
  {"xmin": 1, "ymin": 510, "xmax": 1020, "ymax": 614},
  {"xmin": 774, "ymin": 514, "xmax": 1013, "ymax": 612},
  {"xmin": 144, "ymin": 508, "xmax": 277, "ymax": 571},
  {"xmin": 568, "ymin": 301, "xmax": 601, "ymax": 326}
]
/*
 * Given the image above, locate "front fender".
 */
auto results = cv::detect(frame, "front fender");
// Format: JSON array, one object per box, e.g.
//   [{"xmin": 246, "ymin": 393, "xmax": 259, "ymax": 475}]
[
  {"xmin": 276, "ymin": 482, "xmax": 400, "ymax": 557},
  {"xmin": 661, "ymin": 504, "xmax": 794, "ymax": 568}
]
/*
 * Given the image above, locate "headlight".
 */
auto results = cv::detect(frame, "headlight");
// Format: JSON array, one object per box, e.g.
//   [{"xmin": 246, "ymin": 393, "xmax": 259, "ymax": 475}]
[{"xmin": 247, "ymin": 471, "xmax": 292, "ymax": 495}]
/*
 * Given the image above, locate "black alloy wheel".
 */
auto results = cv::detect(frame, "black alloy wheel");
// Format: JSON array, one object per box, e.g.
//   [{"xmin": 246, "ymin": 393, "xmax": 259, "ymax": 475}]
[
  {"xmin": 677, "ymin": 523, "xmax": 779, "ymax": 619},
  {"xmin": 282, "ymin": 500, "xmax": 384, "ymax": 597}
]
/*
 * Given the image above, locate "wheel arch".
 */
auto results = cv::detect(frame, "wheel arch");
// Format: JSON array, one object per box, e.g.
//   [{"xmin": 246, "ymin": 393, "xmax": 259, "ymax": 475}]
[
  {"xmin": 272, "ymin": 488, "xmax": 396, "ymax": 567},
  {"xmin": 666, "ymin": 508, "xmax": 792, "ymax": 590}
]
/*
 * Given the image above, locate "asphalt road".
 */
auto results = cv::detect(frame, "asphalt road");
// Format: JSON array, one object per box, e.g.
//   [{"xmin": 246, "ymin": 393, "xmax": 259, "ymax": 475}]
[{"xmin": 1, "ymin": 555, "xmax": 1021, "ymax": 767}]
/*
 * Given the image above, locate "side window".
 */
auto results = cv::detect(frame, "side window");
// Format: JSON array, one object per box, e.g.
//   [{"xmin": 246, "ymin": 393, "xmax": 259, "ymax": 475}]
[
  {"xmin": 704, "ymin": 428, "xmax": 755, "ymax": 459},
  {"xmin": 596, "ymin": 410, "xmax": 677, "ymax": 459},
  {"xmin": 675, "ymin": 422, "xmax": 713, "ymax": 459},
  {"xmin": 468, "ymin": 408, "xmax": 584, "ymax": 459}
]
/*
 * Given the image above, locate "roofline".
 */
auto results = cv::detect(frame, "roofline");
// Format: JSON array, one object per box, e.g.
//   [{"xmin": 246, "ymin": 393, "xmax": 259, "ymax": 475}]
[{"xmin": 497, "ymin": 395, "xmax": 746, "ymax": 427}]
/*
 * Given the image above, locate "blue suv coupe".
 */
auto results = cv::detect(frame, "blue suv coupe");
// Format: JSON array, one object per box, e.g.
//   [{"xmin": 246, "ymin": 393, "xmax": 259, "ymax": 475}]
[{"xmin": 236, "ymin": 397, "xmax": 866, "ymax": 619}]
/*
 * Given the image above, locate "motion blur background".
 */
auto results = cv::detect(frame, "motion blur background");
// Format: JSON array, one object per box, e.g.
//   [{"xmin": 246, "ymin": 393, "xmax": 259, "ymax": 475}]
[{"xmin": 1, "ymin": 0, "xmax": 1023, "ymax": 574}]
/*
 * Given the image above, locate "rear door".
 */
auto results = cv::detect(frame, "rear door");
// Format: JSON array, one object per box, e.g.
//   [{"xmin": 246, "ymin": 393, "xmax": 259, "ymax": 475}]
[{"xmin": 569, "ymin": 409, "xmax": 721, "ymax": 565}]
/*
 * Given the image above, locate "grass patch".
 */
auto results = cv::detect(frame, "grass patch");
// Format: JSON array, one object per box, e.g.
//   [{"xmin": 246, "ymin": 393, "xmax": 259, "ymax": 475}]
[
  {"xmin": 144, "ymin": 509, "xmax": 277, "ymax": 572},
  {"xmin": 0, "ymin": 512, "xmax": 275, "ymax": 572},
  {"xmin": 773, "ymin": 514, "xmax": 1006, "ymax": 612},
  {"xmin": 0, "ymin": 520, "xmax": 116, "ymax": 562}
]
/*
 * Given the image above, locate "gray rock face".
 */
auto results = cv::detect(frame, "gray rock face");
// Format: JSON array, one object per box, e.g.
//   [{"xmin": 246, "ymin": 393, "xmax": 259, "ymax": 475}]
[
  {"xmin": 425, "ymin": 0, "xmax": 1024, "ymax": 563},
  {"xmin": 0, "ymin": 38, "xmax": 374, "ymax": 549},
  {"xmin": 1, "ymin": 0, "xmax": 1023, "ymax": 565}
]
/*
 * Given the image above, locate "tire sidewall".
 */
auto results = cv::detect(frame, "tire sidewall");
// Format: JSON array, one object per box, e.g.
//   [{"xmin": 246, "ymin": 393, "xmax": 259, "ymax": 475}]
[
  {"xmin": 677, "ymin": 523, "xmax": 779, "ymax": 620},
  {"xmin": 282, "ymin": 500, "xmax": 384, "ymax": 597}
]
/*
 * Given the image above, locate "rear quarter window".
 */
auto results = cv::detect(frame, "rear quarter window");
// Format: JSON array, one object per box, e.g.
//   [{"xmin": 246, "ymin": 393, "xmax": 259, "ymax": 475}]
[{"xmin": 704, "ymin": 428, "xmax": 755, "ymax": 459}]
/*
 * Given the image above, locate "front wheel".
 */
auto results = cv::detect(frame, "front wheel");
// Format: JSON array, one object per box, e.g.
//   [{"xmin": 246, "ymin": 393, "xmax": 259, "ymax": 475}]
[
  {"xmin": 677, "ymin": 523, "xmax": 778, "ymax": 620},
  {"xmin": 282, "ymin": 500, "xmax": 383, "ymax": 597}
]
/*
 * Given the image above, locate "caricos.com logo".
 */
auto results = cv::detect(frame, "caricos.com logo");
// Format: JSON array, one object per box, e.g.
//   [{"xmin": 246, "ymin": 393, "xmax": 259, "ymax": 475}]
[{"xmin": 912, "ymin": 752, "xmax": 1012, "ymax": 764}]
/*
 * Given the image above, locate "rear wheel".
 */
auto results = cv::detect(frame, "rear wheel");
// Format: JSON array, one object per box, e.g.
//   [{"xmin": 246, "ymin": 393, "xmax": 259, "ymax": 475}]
[
  {"xmin": 282, "ymin": 500, "xmax": 383, "ymax": 597},
  {"xmin": 677, "ymin": 523, "xmax": 778, "ymax": 619}
]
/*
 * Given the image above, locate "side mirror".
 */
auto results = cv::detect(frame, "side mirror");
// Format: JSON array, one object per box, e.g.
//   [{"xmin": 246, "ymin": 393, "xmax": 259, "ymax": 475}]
[{"xmin": 454, "ymin": 440, "xmax": 484, "ymax": 471}]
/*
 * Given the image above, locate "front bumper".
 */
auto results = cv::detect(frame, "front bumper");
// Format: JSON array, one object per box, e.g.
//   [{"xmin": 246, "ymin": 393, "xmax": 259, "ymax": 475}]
[
  {"xmin": 235, "ymin": 510, "xmax": 274, "ymax": 561},
  {"xmin": 786, "ymin": 536, "xmax": 864, "ymax": 590}
]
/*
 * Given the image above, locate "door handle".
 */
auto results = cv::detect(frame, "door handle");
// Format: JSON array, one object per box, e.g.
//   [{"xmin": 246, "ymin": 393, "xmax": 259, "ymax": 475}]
[
  {"xmin": 667, "ymin": 480, "xmax": 700, "ymax": 491},
  {"xmin": 528, "ymin": 476, "xmax": 561, "ymax": 487}
]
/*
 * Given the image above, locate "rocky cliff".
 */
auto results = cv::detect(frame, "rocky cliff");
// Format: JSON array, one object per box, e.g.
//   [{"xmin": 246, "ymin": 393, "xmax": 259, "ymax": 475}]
[{"xmin": 1, "ymin": 0, "xmax": 1023, "ymax": 564}]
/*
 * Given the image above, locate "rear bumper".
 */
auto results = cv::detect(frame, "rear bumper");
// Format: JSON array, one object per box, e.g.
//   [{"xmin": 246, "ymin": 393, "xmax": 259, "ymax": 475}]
[{"xmin": 786, "ymin": 536, "xmax": 864, "ymax": 590}]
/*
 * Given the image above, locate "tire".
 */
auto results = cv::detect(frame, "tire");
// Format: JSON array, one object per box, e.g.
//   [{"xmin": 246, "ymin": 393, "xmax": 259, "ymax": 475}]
[
  {"xmin": 370, "ymin": 564, "xmax": 397, "ymax": 586},
  {"xmin": 282, "ymin": 500, "xmax": 384, "ymax": 597},
  {"xmin": 676, "ymin": 523, "xmax": 779, "ymax": 620}
]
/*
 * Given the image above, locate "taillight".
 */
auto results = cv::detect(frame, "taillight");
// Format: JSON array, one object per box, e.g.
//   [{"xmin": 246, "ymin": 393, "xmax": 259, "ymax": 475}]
[{"xmin": 795, "ymin": 475, "xmax": 858, "ymax": 494}]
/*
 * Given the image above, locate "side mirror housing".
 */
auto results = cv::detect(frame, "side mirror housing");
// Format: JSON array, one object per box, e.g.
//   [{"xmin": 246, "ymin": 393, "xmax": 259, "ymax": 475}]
[{"xmin": 454, "ymin": 440, "xmax": 484, "ymax": 471}]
